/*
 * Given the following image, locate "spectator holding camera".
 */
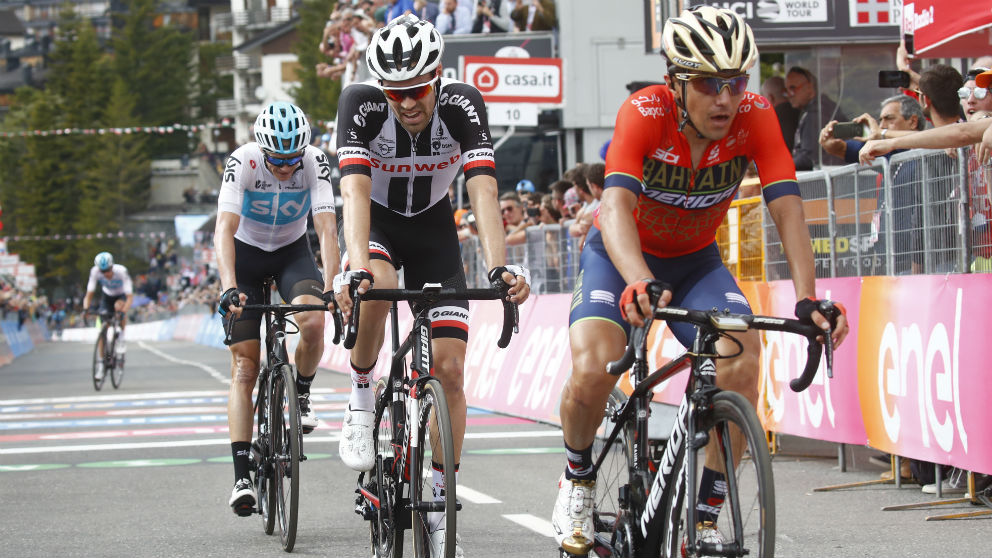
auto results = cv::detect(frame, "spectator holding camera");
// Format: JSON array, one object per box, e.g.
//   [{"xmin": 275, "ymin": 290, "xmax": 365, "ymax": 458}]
[
  {"xmin": 473, "ymin": 0, "xmax": 513, "ymax": 33},
  {"xmin": 819, "ymin": 95, "xmax": 925, "ymax": 164}
]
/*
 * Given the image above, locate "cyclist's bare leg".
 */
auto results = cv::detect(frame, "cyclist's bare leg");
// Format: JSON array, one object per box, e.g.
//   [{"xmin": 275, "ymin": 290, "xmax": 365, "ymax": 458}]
[
  {"xmin": 705, "ymin": 330, "xmax": 760, "ymax": 472},
  {"xmin": 227, "ymin": 340, "xmax": 262, "ymax": 442},
  {"xmin": 560, "ymin": 319, "xmax": 628, "ymax": 450},
  {"xmin": 289, "ymin": 293, "xmax": 326, "ymax": 379},
  {"xmin": 430, "ymin": 337, "xmax": 468, "ymax": 460}
]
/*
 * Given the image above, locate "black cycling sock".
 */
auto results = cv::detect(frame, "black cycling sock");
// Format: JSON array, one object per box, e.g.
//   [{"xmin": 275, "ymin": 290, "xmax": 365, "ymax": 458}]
[
  {"xmin": 695, "ymin": 467, "xmax": 727, "ymax": 524},
  {"xmin": 232, "ymin": 441, "xmax": 252, "ymax": 482},
  {"xmin": 296, "ymin": 372, "xmax": 315, "ymax": 396},
  {"xmin": 564, "ymin": 441, "xmax": 595, "ymax": 481}
]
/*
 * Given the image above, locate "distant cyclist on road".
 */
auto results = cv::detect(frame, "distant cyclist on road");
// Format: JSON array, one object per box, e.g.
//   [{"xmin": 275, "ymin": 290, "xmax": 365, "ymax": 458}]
[
  {"xmin": 82, "ymin": 251, "xmax": 133, "ymax": 382},
  {"xmin": 332, "ymin": 14, "xmax": 530, "ymax": 556},
  {"xmin": 552, "ymin": 7, "xmax": 850, "ymax": 555},
  {"xmin": 214, "ymin": 101, "xmax": 340, "ymax": 516}
]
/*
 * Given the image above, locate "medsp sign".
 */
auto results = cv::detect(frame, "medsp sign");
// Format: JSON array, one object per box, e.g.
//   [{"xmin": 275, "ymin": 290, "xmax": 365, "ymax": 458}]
[{"xmin": 461, "ymin": 56, "xmax": 563, "ymax": 105}]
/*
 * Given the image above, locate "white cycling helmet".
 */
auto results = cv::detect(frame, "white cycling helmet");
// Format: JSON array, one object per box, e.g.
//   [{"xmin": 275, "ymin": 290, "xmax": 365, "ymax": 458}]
[
  {"xmin": 662, "ymin": 6, "xmax": 757, "ymax": 75},
  {"xmin": 254, "ymin": 101, "xmax": 311, "ymax": 155},
  {"xmin": 366, "ymin": 14, "xmax": 444, "ymax": 82},
  {"xmin": 95, "ymin": 252, "xmax": 113, "ymax": 271}
]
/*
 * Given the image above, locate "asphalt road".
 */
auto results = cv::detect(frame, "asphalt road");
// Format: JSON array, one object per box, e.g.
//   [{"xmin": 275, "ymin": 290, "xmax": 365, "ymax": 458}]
[{"xmin": 1, "ymin": 339, "xmax": 989, "ymax": 557}]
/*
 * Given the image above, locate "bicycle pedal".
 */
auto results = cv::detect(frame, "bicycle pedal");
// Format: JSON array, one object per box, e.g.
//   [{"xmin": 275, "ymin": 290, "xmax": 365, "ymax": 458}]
[{"xmin": 232, "ymin": 503, "xmax": 254, "ymax": 517}]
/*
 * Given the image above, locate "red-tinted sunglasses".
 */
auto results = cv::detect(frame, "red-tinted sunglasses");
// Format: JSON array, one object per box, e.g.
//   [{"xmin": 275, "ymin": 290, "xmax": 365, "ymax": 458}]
[
  {"xmin": 382, "ymin": 78, "xmax": 437, "ymax": 103},
  {"xmin": 675, "ymin": 73, "xmax": 749, "ymax": 96}
]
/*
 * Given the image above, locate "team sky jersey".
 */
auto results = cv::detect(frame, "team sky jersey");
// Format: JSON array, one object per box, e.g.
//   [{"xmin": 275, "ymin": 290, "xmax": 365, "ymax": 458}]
[
  {"xmin": 86, "ymin": 264, "xmax": 133, "ymax": 297},
  {"xmin": 336, "ymin": 77, "xmax": 497, "ymax": 217},
  {"xmin": 601, "ymin": 85, "xmax": 800, "ymax": 258},
  {"xmin": 217, "ymin": 143, "xmax": 337, "ymax": 252}
]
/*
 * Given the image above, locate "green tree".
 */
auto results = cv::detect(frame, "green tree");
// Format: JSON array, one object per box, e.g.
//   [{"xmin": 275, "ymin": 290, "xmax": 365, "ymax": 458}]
[
  {"xmin": 292, "ymin": 0, "xmax": 341, "ymax": 123},
  {"xmin": 194, "ymin": 41, "xmax": 234, "ymax": 122},
  {"xmin": 110, "ymin": 0, "xmax": 195, "ymax": 156}
]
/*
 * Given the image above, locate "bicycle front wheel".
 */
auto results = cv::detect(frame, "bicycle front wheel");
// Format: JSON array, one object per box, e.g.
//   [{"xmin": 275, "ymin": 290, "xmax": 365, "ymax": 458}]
[
  {"xmin": 591, "ymin": 387, "xmax": 637, "ymax": 553},
  {"xmin": 660, "ymin": 390, "xmax": 775, "ymax": 558},
  {"xmin": 110, "ymin": 330, "xmax": 124, "ymax": 389},
  {"xmin": 91, "ymin": 331, "xmax": 106, "ymax": 391},
  {"xmin": 271, "ymin": 364, "xmax": 300, "ymax": 552},
  {"xmin": 412, "ymin": 378, "xmax": 456, "ymax": 558},
  {"xmin": 369, "ymin": 378, "xmax": 403, "ymax": 558},
  {"xmin": 256, "ymin": 370, "xmax": 276, "ymax": 536}
]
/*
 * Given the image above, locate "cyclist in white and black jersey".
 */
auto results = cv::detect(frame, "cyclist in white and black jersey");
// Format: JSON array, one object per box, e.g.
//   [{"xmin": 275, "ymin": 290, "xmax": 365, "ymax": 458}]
[
  {"xmin": 83, "ymin": 251, "xmax": 133, "ymax": 382},
  {"xmin": 333, "ymin": 15, "xmax": 531, "ymax": 557},
  {"xmin": 214, "ymin": 101, "xmax": 340, "ymax": 516}
]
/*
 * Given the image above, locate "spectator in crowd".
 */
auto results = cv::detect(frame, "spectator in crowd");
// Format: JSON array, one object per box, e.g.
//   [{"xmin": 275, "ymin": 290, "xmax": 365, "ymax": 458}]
[
  {"xmin": 500, "ymin": 192, "xmax": 529, "ymax": 245},
  {"xmin": 961, "ymin": 67, "xmax": 992, "ymax": 120},
  {"xmin": 436, "ymin": 0, "xmax": 473, "ymax": 34},
  {"xmin": 763, "ymin": 75, "xmax": 800, "ymax": 152},
  {"xmin": 386, "ymin": 0, "xmax": 415, "ymax": 22},
  {"xmin": 918, "ymin": 64, "xmax": 965, "ymax": 128},
  {"xmin": 511, "ymin": 0, "xmax": 555, "ymax": 31},
  {"xmin": 549, "ymin": 179, "xmax": 573, "ymax": 224},
  {"xmin": 819, "ymin": 95, "xmax": 925, "ymax": 163},
  {"xmin": 516, "ymin": 178, "xmax": 535, "ymax": 195},
  {"xmin": 785, "ymin": 66, "xmax": 847, "ymax": 169},
  {"xmin": 569, "ymin": 162, "xmax": 604, "ymax": 247},
  {"xmin": 473, "ymin": 0, "xmax": 514, "ymax": 33},
  {"xmin": 562, "ymin": 163, "xmax": 588, "ymax": 217},
  {"xmin": 413, "ymin": 0, "xmax": 439, "ymax": 24}
]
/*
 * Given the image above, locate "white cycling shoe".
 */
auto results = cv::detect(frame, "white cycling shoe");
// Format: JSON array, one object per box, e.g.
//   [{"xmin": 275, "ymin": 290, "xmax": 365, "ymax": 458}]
[
  {"xmin": 552, "ymin": 474, "xmax": 596, "ymax": 555},
  {"xmin": 339, "ymin": 407, "xmax": 375, "ymax": 471},
  {"xmin": 428, "ymin": 527, "xmax": 464, "ymax": 558}
]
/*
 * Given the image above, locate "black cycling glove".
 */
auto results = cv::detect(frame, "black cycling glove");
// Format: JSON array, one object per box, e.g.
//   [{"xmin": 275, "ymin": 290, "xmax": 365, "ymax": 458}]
[{"xmin": 218, "ymin": 287, "xmax": 242, "ymax": 317}]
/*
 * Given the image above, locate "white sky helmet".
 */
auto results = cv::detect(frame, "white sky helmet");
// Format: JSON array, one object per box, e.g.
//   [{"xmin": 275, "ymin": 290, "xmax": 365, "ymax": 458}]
[
  {"xmin": 662, "ymin": 6, "xmax": 757, "ymax": 75},
  {"xmin": 254, "ymin": 101, "xmax": 311, "ymax": 155},
  {"xmin": 366, "ymin": 14, "xmax": 443, "ymax": 82}
]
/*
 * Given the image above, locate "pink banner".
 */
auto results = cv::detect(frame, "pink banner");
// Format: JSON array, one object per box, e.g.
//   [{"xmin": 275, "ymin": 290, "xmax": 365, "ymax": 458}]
[
  {"xmin": 757, "ymin": 278, "xmax": 867, "ymax": 445},
  {"xmin": 858, "ymin": 275, "xmax": 992, "ymax": 475}
]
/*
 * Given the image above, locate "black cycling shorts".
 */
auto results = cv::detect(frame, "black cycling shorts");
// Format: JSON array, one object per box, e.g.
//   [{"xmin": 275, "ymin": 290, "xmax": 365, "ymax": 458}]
[
  {"xmin": 340, "ymin": 197, "xmax": 470, "ymax": 342},
  {"xmin": 229, "ymin": 234, "xmax": 324, "ymax": 344},
  {"xmin": 98, "ymin": 294, "xmax": 125, "ymax": 316}
]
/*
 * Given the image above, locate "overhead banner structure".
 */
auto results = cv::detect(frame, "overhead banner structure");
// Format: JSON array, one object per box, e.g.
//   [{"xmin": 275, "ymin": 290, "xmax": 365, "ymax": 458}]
[{"xmin": 907, "ymin": 0, "xmax": 992, "ymax": 58}]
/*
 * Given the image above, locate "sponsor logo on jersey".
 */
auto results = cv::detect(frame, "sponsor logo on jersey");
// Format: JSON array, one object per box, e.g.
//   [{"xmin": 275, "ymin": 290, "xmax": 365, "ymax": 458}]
[
  {"xmin": 751, "ymin": 93, "xmax": 770, "ymax": 110},
  {"xmin": 242, "ymin": 190, "xmax": 311, "ymax": 225},
  {"xmin": 643, "ymin": 155, "xmax": 747, "ymax": 196},
  {"xmin": 255, "ymin": 179, "xmax": 272, "ymax": 191},
  {"xmin": 249, "ymin": 159, "xmax": 257, "ymax": 169},
  {"xmin": 438, "ymin": 91, "xmax": 482, "ymax": 125},
  {"xmin": 338, "ymin": 146, "xmax": 371, "ymax": 163},
  {"xmin": 223, "ymin": 156, "xmax": 241, "ymax": 184},
  {"xmin": 651, "ymin": 147, "xmax": 680, "ymax": 165},
  {"xmin": 430, "ymin": 306, "xmax": 470, "ymax": 323},
  {"xmin": 642, "ymin": 186, "xmax": 737, "ymax": 209},
  {"xmin": 353, "ymin": 100, "xmax": 387, "ymax": 127},
  {"xmin": 369, "ymin": 154, "xmax": 462, "ymax": 173},
  {"xmin": 375, "ymin": 138, "xmax": 395, "ymax": 158},
  {"xmin": 589, "ymin": 290, "xmax": 615, "ymax": 305},
  {"xmin": 706, "ymin": 146, "xmax": 721, "ymax": 162}
]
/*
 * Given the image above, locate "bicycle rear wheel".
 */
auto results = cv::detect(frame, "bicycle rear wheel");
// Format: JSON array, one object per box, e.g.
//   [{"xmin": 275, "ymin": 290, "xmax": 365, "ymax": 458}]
[
  {"xmin": 591, "ymin": 387, "xmax": 637, "ymax": 554},
  {"xmin": 412, "ymin": 378, "xmax": 456, "ymax": 558},
  {"xmin": 256, "ymin": 370, "xmax": 276, "ymax": 536},
  {"xmin": 110, "ymin": 328, "xmax": 124, "ymax": 389},
  {"xmin": 271, "ymin": 364, "xmax": 300, "ymax": 552},
  {"xmin": 660, "ymin": 390, "xmax": 774, "ymax": 558},
  {"xmin": 368, "ymin": 378, "xmax": 403, "ymax": 558},
  {"xmin": 91, "ymin": 330, "xmax": 106, "ymax": 391}
]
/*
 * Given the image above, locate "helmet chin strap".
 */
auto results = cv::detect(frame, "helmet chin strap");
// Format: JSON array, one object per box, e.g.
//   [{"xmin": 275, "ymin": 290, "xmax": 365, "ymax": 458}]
[{"xmin": 674, "ymin": 80, "xmax": 705, "ymax": 139}]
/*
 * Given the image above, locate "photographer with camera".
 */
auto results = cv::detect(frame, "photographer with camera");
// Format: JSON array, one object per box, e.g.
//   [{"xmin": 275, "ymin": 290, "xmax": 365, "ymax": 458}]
[{"xmin": 819, "ymin": 95, "xmax": 925, "ymax": 164}]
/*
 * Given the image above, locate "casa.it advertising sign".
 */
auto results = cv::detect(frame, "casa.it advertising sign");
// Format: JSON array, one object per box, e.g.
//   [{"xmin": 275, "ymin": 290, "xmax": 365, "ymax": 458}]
[{"xmin": 460, "ymin": 56, "xmax": 563, "ymax": 105}]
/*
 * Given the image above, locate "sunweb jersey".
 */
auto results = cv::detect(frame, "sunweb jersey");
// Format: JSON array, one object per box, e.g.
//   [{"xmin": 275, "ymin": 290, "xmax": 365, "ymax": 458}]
[
  {"xmin": 601, "ymin": 85, "xmax": 800, "ymax": 258},
  {"xmin": 217, "ymin": 143, "xmax": 337, "ymax": 252},
  {"xmin": 86, "ymin": 264, "xmax": 133, "ymax": 297},
  {"xmin": 336, "ymin": 77, "xmax": 497, "ymax": 217}
]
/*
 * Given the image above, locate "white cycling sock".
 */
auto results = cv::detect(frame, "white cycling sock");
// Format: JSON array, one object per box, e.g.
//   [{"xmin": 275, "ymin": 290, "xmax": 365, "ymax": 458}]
[
  {"xmin": 349, "ymin": 361, "xmax": 375, "ymax": 411},
  {"xmin": 428, "ymin": 463, "xmax": 458, "ymax": 531}
]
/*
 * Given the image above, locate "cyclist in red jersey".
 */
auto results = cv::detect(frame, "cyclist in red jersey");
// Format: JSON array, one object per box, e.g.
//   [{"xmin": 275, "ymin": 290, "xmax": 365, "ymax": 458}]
[{"xmin": 552, "ymin": 7, "xmax": 849, "ymax": 555}]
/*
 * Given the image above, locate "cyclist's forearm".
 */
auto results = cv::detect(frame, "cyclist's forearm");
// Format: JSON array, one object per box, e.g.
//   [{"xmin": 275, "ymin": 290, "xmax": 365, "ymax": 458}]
[
  {"xmin": 313, "ymin": 211, "xmax": 340, "ymax": 290},
  {"xmin": 767, "ymin": 194, "xmax": 817, "ymax": 300},
  {"xmin": 341, "ymin": 175, "xmax": 374, "ymax": 271},
  {"xmin": 465, "ymin": 174, "xmax": 506, "ymax": 268},
  {"xmin": 214, "ymin": 211, "xmax": 241, "ymax": 291}
]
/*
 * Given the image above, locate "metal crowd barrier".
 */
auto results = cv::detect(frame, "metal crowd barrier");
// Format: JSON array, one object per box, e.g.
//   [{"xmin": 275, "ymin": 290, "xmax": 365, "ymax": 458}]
[{"xmin": 458, "ymin": 146, "xmax": 992, "ymax": 291}]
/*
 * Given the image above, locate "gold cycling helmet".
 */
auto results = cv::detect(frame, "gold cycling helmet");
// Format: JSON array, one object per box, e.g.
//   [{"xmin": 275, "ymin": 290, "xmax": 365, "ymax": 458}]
[{"xmin": 662, "ymin": 6, "xmax": 757, "ymax": 75}]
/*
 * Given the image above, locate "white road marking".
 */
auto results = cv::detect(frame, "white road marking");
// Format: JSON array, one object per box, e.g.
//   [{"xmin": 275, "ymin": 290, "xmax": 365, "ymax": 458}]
[
  {"xmin": 137, "ymin": 341, "xmax": 230, "ymax": 384},
  {"xmin": 457, "ymin": 485, "xmax": 501, "ymax": 504},
  {"xmin": 502, "ymin": 514, "xmax": 556, "ymax": 538},
  {"xmin": 0, "ymin": 387, "xmax": 344, "ymax": 407},
  {"xmin": 0, "ymin": 429, "xmax": 560, "ymax": 455}
]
